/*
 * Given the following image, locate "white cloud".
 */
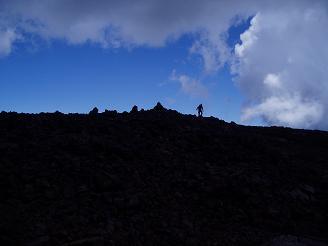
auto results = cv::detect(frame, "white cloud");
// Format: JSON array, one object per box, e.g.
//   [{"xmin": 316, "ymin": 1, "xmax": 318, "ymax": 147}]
[
  {"xmin": 263, "ymin": 73, "xmax": 282, "ymax": 89},
  {"xmin": 0, "ymin": 0, "xmax": 255, "ymax": 55},
  {"xmin": 233, "ymin": 3, "xmax": 328, "ymax": 129},
  {"xmin": 0, "ymin": 29, "xmax": 18, "ymax": 57},
  {"xmin": 170, "ymin": 70, "xmax": 208, "ymax": 98},
  {"xmin": 190, "ymin": 33, "xmax": 230, "ymax": 73},
  {"xmin": 235, "ymin": 14, "xmax": 260, "ymax": 58},
  {"xmin": 242, "ymin": 95, "xmax": 323, "ymax": 129}
]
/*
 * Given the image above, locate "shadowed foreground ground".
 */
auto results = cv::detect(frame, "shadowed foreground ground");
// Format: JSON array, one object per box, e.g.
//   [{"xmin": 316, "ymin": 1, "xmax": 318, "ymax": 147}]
[{"xmin": 0, "ymin": 105, "xmax": 328, "ymax": 245}]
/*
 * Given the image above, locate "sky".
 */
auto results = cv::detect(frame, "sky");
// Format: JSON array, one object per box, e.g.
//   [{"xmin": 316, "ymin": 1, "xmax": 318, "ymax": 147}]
[{"xmin": 1, "ymin": 0, "xmax": 328, "ymax": 130}]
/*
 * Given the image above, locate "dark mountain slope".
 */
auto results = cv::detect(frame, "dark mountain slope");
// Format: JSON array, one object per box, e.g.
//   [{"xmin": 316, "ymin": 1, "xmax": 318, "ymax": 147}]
[{"xmin": 0, "ymin": 106, "xmax": 328, "ymax": 245}]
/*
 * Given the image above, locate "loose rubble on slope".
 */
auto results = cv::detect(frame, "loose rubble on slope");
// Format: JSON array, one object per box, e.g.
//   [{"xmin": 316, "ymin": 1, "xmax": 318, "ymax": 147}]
[{"xmin": 0, "ymin": 104, "xmax": 327, "ymax": 245}]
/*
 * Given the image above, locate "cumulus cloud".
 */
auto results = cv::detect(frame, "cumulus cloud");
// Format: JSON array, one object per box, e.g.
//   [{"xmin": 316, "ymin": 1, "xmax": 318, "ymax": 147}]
[
  {"xmin": 233, "ymin": 3, "xmax": 328, "ymax": 129},
  {"xmin": 242, "ymin": 95, "xmax": 324, "ymax": 129},
  {"xmin": 1, "ymin": 0, "xmax": 328, "ymax": 129},
  {"xmin": 0, "ymin": 0, "xmax": 254, "ymax": 54},
  {"xmin": 170, "ymin": 70, "xmax": 208, "ymax": 98}
]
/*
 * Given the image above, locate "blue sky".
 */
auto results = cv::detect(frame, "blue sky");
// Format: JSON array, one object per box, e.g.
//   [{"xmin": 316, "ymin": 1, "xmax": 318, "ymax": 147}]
[
  {"xmin": 1, "ymin": 0, "xmax": 327, "ymax": 129},
  {"xmin": 0, "ymin": 19, "xmax": 250, "ymax": 123}
]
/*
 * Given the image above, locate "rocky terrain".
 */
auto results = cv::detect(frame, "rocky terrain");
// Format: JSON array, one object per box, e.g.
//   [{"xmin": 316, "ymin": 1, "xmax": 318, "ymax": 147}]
[{"xmin": 0, "ymin": 104, "xmax": 328, "ymax": 245}]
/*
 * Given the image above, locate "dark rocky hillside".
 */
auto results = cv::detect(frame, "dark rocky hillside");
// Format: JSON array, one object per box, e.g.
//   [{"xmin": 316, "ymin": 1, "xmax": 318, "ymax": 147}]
[{"xmin": 1, "ymin": 104, "xmax": 328, "ymax": 245}]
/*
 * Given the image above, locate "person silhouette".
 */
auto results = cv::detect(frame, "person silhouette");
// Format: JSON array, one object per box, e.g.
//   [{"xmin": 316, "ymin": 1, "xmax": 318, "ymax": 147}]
[{"xmin": 196, "ymin": 104, "xmax": 203, "ymax": 117}]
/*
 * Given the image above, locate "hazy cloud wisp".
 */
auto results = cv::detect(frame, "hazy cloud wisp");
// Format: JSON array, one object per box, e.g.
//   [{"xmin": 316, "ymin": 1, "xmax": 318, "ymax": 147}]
[
  {"xmin": 170, "ymin": 70, "xmax": 209, "ymax": 98},
  {"xmin": 0, "ymin": 29, "xmax": 18, "ymax": 57}
]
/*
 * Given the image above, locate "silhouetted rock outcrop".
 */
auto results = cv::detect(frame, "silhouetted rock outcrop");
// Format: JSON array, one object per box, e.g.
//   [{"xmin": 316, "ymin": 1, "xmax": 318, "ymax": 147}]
[
  {"xmin": 0, "ymin": 107, "xmax": 328, "ymax": 245},
  {"xmin": 89, "ymin": 107, "xmax": 99, "ymax": 115},
  {"xmin": 153, "ymin": 102, "xmax": 165, "ymax": 111},
  {"xmin": 130, "ymin": 105, "xmax": 138, "ymax": 113}
]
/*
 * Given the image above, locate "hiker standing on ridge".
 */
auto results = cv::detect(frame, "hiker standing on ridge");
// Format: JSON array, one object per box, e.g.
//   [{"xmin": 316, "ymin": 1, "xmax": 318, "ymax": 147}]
[{"xmin": 196, "ymin": 104, "xmax": 203, "ymax": 117}]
